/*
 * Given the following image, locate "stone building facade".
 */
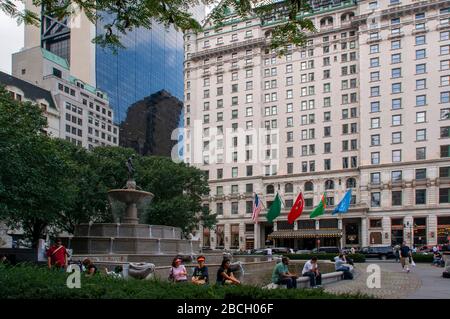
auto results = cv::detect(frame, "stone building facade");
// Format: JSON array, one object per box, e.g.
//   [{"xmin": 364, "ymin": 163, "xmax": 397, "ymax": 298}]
[{"xmin": 183, "ymin": 0, "xmax": 450, "ymax": 250}]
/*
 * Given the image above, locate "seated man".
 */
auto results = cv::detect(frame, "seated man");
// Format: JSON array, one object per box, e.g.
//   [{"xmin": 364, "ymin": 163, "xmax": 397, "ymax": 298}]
[
  {"xmin": 271, "ymin": 257, "xmax": 298, "ymax": 289},
  {"xmin": 334, "ymin": 254, "xmax": 353, "ymax": 280},
  {"xmin": 432, "ymin": 252, "xmax": 445, "ymax": 267},
  {"xmin": 302, "ymin": 256, "xmax": 322, "ymax": 288}
]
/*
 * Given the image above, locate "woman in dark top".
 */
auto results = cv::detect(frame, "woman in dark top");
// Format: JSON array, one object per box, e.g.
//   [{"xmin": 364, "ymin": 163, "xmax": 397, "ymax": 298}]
[
  {"xmin": 192, "ymin": 255, "xmax": 209, "ymax": 285},
  {"xmin": 216, "ymin": 258, "xmax": 240, "ymax": 285}
]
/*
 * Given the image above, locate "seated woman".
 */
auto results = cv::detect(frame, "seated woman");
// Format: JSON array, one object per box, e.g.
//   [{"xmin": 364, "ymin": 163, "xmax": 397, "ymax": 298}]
[
  {"xmin": 334, "ymin": 254, "xmax": 353, "ymax": 280},
  {"xmin": 82, "ymin": 258, "xmax": 98, "ymax": 277},
  {"xmin": 169, "ymin": 257, "xmax": 188, "ymax": 283},
  {"xmin": 216, "ymin": 258, "xmax": 240, "ymax": 285},
  {"xmin": 192, "ymin": 255, "xmax": 209, "ymax": 285}
]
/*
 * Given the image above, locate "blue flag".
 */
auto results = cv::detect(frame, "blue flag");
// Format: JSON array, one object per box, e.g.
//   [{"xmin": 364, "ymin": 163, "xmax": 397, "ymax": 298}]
[{"xmin": 332, "ymin": 189, "xmax": 352, "ymax": 215}]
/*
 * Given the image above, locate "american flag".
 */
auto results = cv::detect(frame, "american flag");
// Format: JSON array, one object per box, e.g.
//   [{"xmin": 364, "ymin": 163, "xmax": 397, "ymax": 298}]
[{"xmin": 252, "ymin": 193, "xmax": 262, "ymax": 223}]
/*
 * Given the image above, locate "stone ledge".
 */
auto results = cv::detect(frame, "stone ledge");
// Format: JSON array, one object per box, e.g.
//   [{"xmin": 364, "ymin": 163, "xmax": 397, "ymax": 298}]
[{"xmin": 264, "ymin": 270, "xmax": 352, "ymax": 289}]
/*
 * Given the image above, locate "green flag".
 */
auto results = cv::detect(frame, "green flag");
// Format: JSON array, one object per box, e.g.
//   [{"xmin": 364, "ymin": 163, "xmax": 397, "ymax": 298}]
[
  {"xmin": 266, "ymin": 193, "xmax": 282, "ymax": 223},
  {"xmin": 310, "ymin": 193, "xmax": 327, "ymax": 219}
]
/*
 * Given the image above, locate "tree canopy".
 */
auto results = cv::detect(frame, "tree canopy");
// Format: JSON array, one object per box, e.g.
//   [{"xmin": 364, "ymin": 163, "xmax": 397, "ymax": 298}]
[
  {"xmin": 1, "ymin": 0, "xmax": 316, "ymax": 52},
  {"xmin": 0, "ymin": 86, "xmax": 215, "ymax": 245}
]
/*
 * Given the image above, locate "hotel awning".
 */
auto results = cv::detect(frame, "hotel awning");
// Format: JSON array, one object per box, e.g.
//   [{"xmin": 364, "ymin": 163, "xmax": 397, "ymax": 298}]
[{"xmin": 268, "ymin": 229, "xmax": 343, "ymax": 239}]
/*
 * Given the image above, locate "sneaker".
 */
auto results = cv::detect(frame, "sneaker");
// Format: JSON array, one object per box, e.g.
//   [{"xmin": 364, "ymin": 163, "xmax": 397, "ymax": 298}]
[{"xmin": 406, "ymin": 268, "xmax": 410, "ymax": 273}]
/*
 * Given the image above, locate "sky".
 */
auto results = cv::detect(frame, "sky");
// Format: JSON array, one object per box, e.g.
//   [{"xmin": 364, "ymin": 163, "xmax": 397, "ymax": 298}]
[{"xmin": 0, "ymin": 7, "xmax": 24, "ymax": 74}]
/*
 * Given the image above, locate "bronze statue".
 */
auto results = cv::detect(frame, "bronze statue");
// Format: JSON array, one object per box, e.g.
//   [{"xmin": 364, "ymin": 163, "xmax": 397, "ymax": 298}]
[{"xmin": 126, "ymin": 157, "xmax": 135, "ymax": 180}]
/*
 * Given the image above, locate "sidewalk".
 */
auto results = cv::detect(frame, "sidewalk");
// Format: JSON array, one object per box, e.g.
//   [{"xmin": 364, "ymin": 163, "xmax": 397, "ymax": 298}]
[{"xmin": 324, "ymin": 261, "xmax": 449, "ymax": 299}]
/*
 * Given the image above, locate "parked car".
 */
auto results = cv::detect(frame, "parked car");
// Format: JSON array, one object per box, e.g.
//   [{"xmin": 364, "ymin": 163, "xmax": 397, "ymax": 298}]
[
  {"xmin": 311, "ymin": 247, "xmax": 341, "ymax": 254},
  {"xmin": 271, "ymin": 247, "xmax": 294, "ymax": 254},
  {"xmin": 360, "ymin": 246, "xmax": 395, "ymax": 260},
  {"xmin": 295, "ymin": 249, "xmax": 312, "ymax": 254}
]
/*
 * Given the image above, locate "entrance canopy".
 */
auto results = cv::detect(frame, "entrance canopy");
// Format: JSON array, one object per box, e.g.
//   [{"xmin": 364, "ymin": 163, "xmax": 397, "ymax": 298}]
[{"xmin": 268, "ymin": 229, "xmax": 343, "ymax": 239}]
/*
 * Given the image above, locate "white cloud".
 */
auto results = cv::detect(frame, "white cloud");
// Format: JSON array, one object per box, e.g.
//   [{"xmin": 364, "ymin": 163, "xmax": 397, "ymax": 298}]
[{"xmin": 0, "ymin": 10, "xmax": 24, "ymax": 74}]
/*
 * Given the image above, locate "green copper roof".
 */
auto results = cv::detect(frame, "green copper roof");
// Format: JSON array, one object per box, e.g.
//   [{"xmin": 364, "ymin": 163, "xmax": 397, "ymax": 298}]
[{"xmin": 41, "ymin": 48, "xmax": 69, "ymax": 70}]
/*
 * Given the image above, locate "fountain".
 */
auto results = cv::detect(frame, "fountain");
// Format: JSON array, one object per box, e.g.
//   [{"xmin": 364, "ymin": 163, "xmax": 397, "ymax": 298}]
[{"xmin": 68, "ymin": 157, "xmax": 201, "ymax": 261}]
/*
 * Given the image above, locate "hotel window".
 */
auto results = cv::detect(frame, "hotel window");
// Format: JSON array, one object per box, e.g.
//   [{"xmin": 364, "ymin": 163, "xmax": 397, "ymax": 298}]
[
  {"xmin": 286, "ymin": 103, "xmax": 293, "ymax": 113},
  {"xmin": 441, "ymin": 76, "xmax": 450, "ymax": 86},
  {"xmin": 441, "ymin": 31, "xmax": 450, "ymax": 41},
  {"xmin": 371, "ymin": 152, "xmax": 380, "ymax": 164},
  {"xmin": 391, "ymin": 53, "xmax": 401, "ymax": 63},
  {"xmin": 324, "ymin": 111, "xmax": 331, "ymax": 121},
  {"xmin": 391, "ymin": 40, "xmax": 401, "ymax": 50},
  {"xmin": 391, "ymin": 68, "xmax": 401, "ymax": 78},
  {"xmin": 231, "ymin": 110, "xmax": 238, "ymax": 119},
  {"xmin": 415, "ymin": 189, "xmax": 426, "ymax": 205},
  {"xmin": 245, "ymin": 30, "xmax": 253, "ymax": 38},
  {"xmin": 217, "ymin": 99, "xmax": 223, "ymax": 108},
  {"xmin": 371, "ymin": 193, "xmax": 381, "ymax": 207},
  {"xmin": 232, "ymin": 96, "xmax": 238, "ymax": 105},
  {"xmin": 245, "ymin": 81, "xmax": 253, "ymax": 90},
  {"xmin": 392, "ymin": 191, "xmax": 402, "ymax": 206},
  {"xmin": 416, "ymin": 63, "xmax": 426, "ymax": 74},
  {"xmin": 415, "ymin": 23, "xmax": 425, "ymax": 30},
  {"xmin": 441, "ymin": 45, "xmax": 450, "ymax": 56},
  {"xmin": 371, "ymin": 172, "xmax": 381, "ymax": 184},
  {"xmin": 416, "ymin": 111, "xmax": 426, "ymax": 123},
  {"xmin": 370, "ymin": 57, "xmax": 379, "ymax": 67},
  {"xmin": 441, "ymin": 126, "xmax": 450, "ymax": 138},
  {"xmin": 442, "ymin": 60, "xmax": 450, "ymax": 71},
  {"xmin": 287, "ymin": 117, "xmax": 293, "ymax": 127},
  {"xmin": 416, "ymin": 129, "xmax": 426, "ymax": 141},
  {"xmin": 392, "ymin": 98, "xmax": 402, "ymax": 110},
  {"xmin": 392, "ymin": 83, "xmax": 402, "ymax": 93},
  {"xmin": 416, "ymin": 168, "xmax": 427, "ymax": 180},
  {"xmin": 392, "ymin": 114, "xmax": 402, "ymax": 126},
  {"xmin": 442, "ymin": 91, "xmax": 450, "ymax": 103},
  {"xmin": 392, "ymin": 150, "xmax": 401, "ymax": 162},
  {"xmin": 371, "ymin": 117, "xmax": 380, "ymax": 129},
  {"xmin": 232, "ymin": 72, "xmax": 238, "ymax": 81},
  {"xmin": 416, "ymin": 79, "xmax": 426, "ymax": 90},
  {"xmin": 392, "ymin": 171, "xmax": 402, "ymax": 184},
  {"xmin": 286, "ymin": 64, "xmax": 293, "ymax": 73},
  {"xmin": 391, "ymin": 28, "xmax": 401, "ymax": 35},
  {"xmin": 441, "ymin": 108, "xmax": 450, "ymax": 120},
  {"xmin": 246, "ymin": 69, "xmax": 253, "ymax": 78},
  {"xmin": 203, "ymin": 114, "xmax": 210, "ymax": 124},
  {"xmin": 217, "ymin": 37, "xmax": 223, "ymax": 44},
  {"xmin": 370, "ymin": 44, "xmax": 379, "ymax": 54},
  {"xmin": 392, "ymin": 132, "xmax": 402, "ymax": 144},
  {"xmin": 246, "ymin": 107, "xmax": 253, "ymax": 117},
  {"xmin": 246, "ymin": 94, "xmax": 253, "ymax": 103},
  {"xmin": 370, "ymin": 71, "xmax": 380, "ymax": 81},
  {"xmin": 416, "ymin": 35, "xmax": 426, "ymax": 45},
  {"xmin": 441, "ymin": 145, "xmax": 450, "ymax": 158},
  {"xmin": 416, "ymin": 49, "xmax": 426, "ymax": 60},
  {"xmin": 371, "ymin": 101, "xmax": 380, "ymax": 112},
  {"xmin": 286, "ymin": 77, "xmax": 293, "ymax": 86},
  {"xmin": 371, "ymin": 134, "xmax": 380, "ymax": 146},
  {"xmin": 371, "ymin": 86, "xmax": 380, "ymax": 97},
  {"xmin": 417, "ymin": 147, "xmax": 426, "ymax": 160},
  {"xmin": 286, "ymin": 90, "xmax": 293, "ymax": 99},
  {"xmin": 217, "ymin": 112, "xmax": 223, "ymax": 122},
  {"xmin": 369, "ymin": 32, "xmax": 379, "ymax": 40}
]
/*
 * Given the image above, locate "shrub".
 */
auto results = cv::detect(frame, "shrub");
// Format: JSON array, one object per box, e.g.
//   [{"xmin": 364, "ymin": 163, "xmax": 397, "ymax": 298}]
[
  {"xmin": 0, "ymin": 264, "xmax": 370, "ymax": 299},
  {"xmin": 411, "ymin": 254, "xmax": 434, "ymax": 263},
  {"xmin": 284, "ymin": 253, "xmax": 366, "ymax": 263}
]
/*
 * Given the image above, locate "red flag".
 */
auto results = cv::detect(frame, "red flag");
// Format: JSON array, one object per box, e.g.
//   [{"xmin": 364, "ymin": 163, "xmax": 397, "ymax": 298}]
[{"xmin": 287, "ymin": 192, "xmax": 305, "ymax": 224}]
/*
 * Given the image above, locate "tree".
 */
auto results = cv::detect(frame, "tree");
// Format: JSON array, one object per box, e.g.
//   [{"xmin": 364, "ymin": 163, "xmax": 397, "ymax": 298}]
[
  {"xmin": 137, "ymin": 156, "xmax": 214, "ymax": 235},
  {"xmin": 1, "ymin": 0, "xmax": 315, "ymax": 52},
  {"xmin": 0, "ymin": 87, "xmax": 74, "ymax": 246}
]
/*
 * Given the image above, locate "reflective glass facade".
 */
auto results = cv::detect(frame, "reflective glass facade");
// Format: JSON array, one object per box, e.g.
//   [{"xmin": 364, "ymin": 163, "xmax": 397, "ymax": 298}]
[{"xmin": 95, "ymin": 22, "xmax": 185, "ymax": 123}]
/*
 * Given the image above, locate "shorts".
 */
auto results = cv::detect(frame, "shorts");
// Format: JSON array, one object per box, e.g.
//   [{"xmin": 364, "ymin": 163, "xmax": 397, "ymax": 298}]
[{"xmin": 400, "ymin": 257, "xmax": 409, "ymax": 267}]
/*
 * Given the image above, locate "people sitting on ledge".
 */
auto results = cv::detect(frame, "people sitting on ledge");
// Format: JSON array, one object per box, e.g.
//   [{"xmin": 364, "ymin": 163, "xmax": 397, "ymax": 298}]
[
  {"xmin": 432, "ymin": 252, "xmax": 445, "ymax": 267},
  {"xmin": 334, "ymin": 254, "xmax": 354, "ymax": 280},
  {"xmin": 271, "ymin": 257, "xmax": 298, "ymax": 289},
  {"xmin": 216, "ymin": 258, "xmax": 240, "ymax": 285},
  {"xmin": 192, "ymin": 255, "xmax": 209, "ymax": 285},
  {"xmin": 82, "ymin": 258, "xmax": 98, "ymax": 277},
  {"xmin": 169, "ymin": 257, "xmax": 188, "ymax": 283},
  {"xmin": 302, "ymin": 256, "xmax": 322, "ymax": 288}
]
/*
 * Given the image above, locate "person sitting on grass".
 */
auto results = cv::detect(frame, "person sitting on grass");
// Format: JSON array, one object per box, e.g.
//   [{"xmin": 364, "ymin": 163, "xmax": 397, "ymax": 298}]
[
  {"xmin": 82, "ymin": 258, "xmax": 98, "ymax": 277},
  {"xmin": 192, "ymin": 255, "xmax": 209, "ymax": 285},
  {"xmin": 169, "ymin": 257, "xmax": 188, "ymax": 283},
  {"xmin": 302, "ymin": 256, "xmax": 322, "ymax": 288},
  {"xmin": 216, "ymin": 258, "xmax": 240, "ymax": 285},
  {"xmin": 271, "ymin": 257, "xmax": 298, "ymax": 289}
]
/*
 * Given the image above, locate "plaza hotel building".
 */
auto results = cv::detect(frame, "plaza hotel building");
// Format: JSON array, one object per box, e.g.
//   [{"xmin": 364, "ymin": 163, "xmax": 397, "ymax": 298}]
[{"xmin": 183, "ymin": 0, "xmax": 450, "ymax": 250}]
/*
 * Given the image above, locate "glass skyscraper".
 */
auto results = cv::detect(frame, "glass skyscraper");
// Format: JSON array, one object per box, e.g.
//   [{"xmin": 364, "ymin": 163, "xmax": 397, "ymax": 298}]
[{"xmin": 95, "ymin": 23, "xmax": 185, "ymax": 123}]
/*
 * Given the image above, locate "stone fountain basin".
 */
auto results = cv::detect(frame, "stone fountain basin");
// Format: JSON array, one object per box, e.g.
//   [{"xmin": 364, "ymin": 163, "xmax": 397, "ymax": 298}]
[{"xmin": 108, "ymin": 189, "xmax": 154, "ymax": 204}]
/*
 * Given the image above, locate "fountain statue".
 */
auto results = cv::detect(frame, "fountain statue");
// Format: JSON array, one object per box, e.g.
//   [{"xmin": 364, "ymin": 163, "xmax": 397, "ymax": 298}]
[{"xmin": 67, "ymin": 157, "xmax": 201, "ymax": 261}]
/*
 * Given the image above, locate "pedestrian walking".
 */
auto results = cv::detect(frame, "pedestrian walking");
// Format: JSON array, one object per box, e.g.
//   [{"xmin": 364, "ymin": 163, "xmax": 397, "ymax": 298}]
[{"xmin": 400, "ymin": 242, "xmax": 412, "ymax": 273}]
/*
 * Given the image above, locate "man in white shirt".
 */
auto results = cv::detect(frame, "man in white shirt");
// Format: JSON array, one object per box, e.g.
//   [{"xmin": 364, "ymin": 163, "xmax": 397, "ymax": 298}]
[{"xmin": 302, "ymin": 256, "xmax": 322, "ymax": 288}]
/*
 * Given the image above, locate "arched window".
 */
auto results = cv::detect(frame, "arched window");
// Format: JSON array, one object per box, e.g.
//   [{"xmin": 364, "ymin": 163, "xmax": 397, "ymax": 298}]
[
  {"xmin": 266, "ymin": 185, "xmax": 275, "ymax": 194},
  {"xmin": 304, "ymin": 181, "xmax": 314, "ymax": 192},
  {"xmin": 346, "ymin": 178, "xmax": 356, "ymax": 189},
  {"xmin": 285, "ymin": 183, "xmax": 293, "ymax": 193},
  {"xmin": 325, "ymin": 180, "xmax": 335, "ymax": 190},
  {"xmin": 320, "ymin": 16, "xmax": 333, "ymax": 27},
  {"xmin": 341, "ymin": 12, "xmax": 355, "ymax": 22}
]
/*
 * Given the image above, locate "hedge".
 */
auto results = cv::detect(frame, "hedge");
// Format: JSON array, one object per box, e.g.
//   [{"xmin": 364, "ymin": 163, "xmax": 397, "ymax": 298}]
[
  {"xmin": 284, "ymin": 253, "xmax": 366, "ymax": 263},
  {"xmin": 0, "ymin": 264, "xmax": 371, "ymax": 299},
  {"xmin": 411, "ymin": 254, "xmax": 434, "ymax": 263}
]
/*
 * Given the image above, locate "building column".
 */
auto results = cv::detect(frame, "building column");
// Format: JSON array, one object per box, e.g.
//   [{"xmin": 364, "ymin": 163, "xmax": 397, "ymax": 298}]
[
  {"xmin": 273, "ymin": 221, "xmax": 278, "ymax": 231},
  {"xmin": 239, "ymin": 223, "xmax": 245, "ymax": 250},
  {"xmin": 403, "ymin": 215, "xmax": 414, "ymax": 247},
  {"xmin": 382, "ymin": 216, "xmax": 391, "ymax": 246},
  {"xmin": 361, "ymin": 217, "xmax": 368, "ymax": 247},
  {"xmin": 338, "ymin": 218, "xmax": 344, "ymax": 249},
  {"xmin": 427, "ymin": 214, "xmax": 438, "ymax": 246},
  {"xmin": 224, "ymin": 224, "xmax": 230, "ymax": 250},
  {"xmin": 210, "ymin": 229, "xmax": 216, "ymax": 250}
]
